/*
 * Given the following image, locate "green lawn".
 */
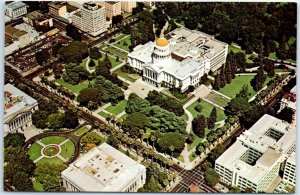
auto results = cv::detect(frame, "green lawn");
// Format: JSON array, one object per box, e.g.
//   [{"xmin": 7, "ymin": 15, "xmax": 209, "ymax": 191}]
[
  {"xmin": 288, "ymin": 36, "xmax": 296, "ymax": 46},
  {"xmin": 205, "ymin": 92, "xmax": 229, "ymax": 108},
  {"xmin": 98, "ymin": 52, "xmax": 122, "ymax": 68},
  {"xmin": 115, "ymin": 34, "xmax": 128, "ymax": 41},
  {"xmin": 113, "ymin": 36, "xmax": 131, "ymax": 52},
  {"xmin": 40, "ymin": 136, "xmax": 67, "ymax": 145},
  {"xmin": 218, "ymin": 75, "xmax": 273, "ymax": 99},
  {"xmin": 36, "ymin": 157, "xmax": 64, "ymax": 165},
  {"xmin": 105, "ymin": 100, "xmax": 127, "ymax": 115},
  {"xmin": 187, "ymin": 100, "xmax": 226, "ymax": 122},
  {"xmin": 98, "ymin": 111, "xmax": 112, "ymax": 118},
  {"xmin": 104, "ymin": 46, "xmax": 127, "ymax": 58},
  {"xmin": 228, "ymin": 44, "xmax": 257, "ymax": 63},
  {"xmin": 60, "ymin": 140, "xmax": 75, "ymax": 160},
  {"xmin": 57, "ymin": 79, "xmax": 94, "ymax": 95},
  {"xmin": 74, "ymin": 126, "xmax": 90, "ymax": 136},
  {"xmin": 189, "ymin": 151, "xmax": 198, "ymax": 162},
  {"xmin": 32, "ymin": 179, "xmax": 44, "ymax": 192},
  {"xmin": 177, "ymin": 155, "xmax": 184, "ymax": 163},
  {"xmin": 269, "ymin": 52, "xmax": 278, "ymax": 60},
  {"xmin": 28, "ymin": 142, "xmax": 43, "ymax": 161},
  {"xmin": 113, "ymin": 68, "xmax": 140, "ymax": 82},
  {"xmin": 187, "ymin": 135, "xmax": 203, "ymax": 151}
]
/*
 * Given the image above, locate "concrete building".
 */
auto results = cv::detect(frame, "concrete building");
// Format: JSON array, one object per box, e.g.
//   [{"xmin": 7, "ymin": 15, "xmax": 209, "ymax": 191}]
[
  {"xmin": 49, "ymin": 2, "xmax": 67, "ymax": 17},
  {"xmin": 5, "ymin": 25, "xmax": 30, "ymax": 48},
  {"xmin": 128, "ymin": 27, "xmax": 228, "ymax": 92},
  {"xmin": 279, "ymin": 85, "xmax": 296, "ymax": 112},
  {"xmin": 215, "ymin": 114, "xmax": 296, "ymax": 193},
  {"xmin": 4, "ymin": 84, "xmax": 38, "ymax": 136},
  {"xmin": 23, "ymin": 11, "xmax": 53, "ymax": 28},
  {"xmin": 72, "ymin": 2, "xmax": 107, "ymax": 37},
  {"xmin": 62, "ymin": 143, "xmax": 146, "ymax": 192},
  {"xmin": 143, "ymin": 1, "xmax": 155, "ymax": 7},
  {"xmin": 5, "ymin": 1, "xmax": 27, "ymax": 19},
  {"xmin": 105, "ymin": 1, "xmax": 122, "ymax": 19},
  {"xmin": 282, "ymin": 152, "xmax": 296, "ymax": 186},
  {"xmin": 121, "ymin": 1, "xmax": 136, "ymax": 13}
]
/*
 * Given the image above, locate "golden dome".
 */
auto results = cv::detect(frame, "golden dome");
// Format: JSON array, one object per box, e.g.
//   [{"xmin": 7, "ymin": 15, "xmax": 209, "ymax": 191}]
[{"xmin": 156, "ymin": 37, "xmax": 169, "ymax": 47}]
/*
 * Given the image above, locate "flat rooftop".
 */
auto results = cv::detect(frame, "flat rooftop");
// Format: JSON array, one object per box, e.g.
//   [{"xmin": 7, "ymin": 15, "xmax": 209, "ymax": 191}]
[
  {"xmin": 6, "ymin": 1, "xmax": 27, "ymax": 10},
  {"xmin": 62, "ymin": 143, "xmax": 145, "ymax": 192},
  {"xmin": 4, "ymin": 83, "xmax": 37, "ymax": 121}
]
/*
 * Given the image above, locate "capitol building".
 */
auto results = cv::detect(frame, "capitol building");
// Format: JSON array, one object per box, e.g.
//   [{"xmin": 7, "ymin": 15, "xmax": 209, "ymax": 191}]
[{"xmin": 128, "ymin": 27, "xmax": 228, "ymax": 92}]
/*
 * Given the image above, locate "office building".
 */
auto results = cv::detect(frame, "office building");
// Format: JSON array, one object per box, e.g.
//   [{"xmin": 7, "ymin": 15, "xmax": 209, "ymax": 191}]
[
  {"xmin": 121, "ymin": 1, "xmax": 136, "ymax": 13},
  {"xmin": 105, "ymin": 1, "xmax": 121, "ymax": 19},
  {"xmin": 62, "ymin": 143, "xmax": 146, "ymax": 192},
  {"xmin": 49, "ymin": 2, "xmax": 67, "ymax": 17},
  {"xmin": 5, "ymin": 1, "xmax": 27, "ymax": 19}
]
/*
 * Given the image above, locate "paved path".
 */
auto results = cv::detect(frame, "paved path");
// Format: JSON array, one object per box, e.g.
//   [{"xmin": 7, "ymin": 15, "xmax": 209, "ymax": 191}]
[
  {"xmin": 59, "ymin": 139, "xmax": 71, "ymax": 146},
  {"xmin": 202, "ymin": 98, "xmax": 225, "ymax": 110},
  {"xmin": 85, "ymin": 57, "xmax": 93, "ymax": 73},
  {"xmin": 183, "ymin": 109, "xmax": 193, "ymax": 134},
  {"xmin": 110, "ymin": 34, "xmax": 130, "ymax": 46},
  {"xmin": 105, "ymin": 42, "xmax": 129, "ymax": 54},
  {"xmin": 117, "ymin": 75, "xmax": 133, "ymax": 85},
  {"xmin": 56, "ymin": 154, "xmax": 67, "ymax": 162},
  {"xmin": 110, "ymin": 61, "xmax": 126, "ymax": 72},
  {"xmin": 36, "ymin": 140, "xmax": 46, "ymax": 147},
  {"xmin": 211, "ymin": 90, "xmax": 231, "ymax": 100},
  {"xmin": 34, "ymin": 156, "xmax": 44, "ymax": 163},
  {"xmin": 116, "ymin": 110, "xmax": 126, "ymax": 119}
]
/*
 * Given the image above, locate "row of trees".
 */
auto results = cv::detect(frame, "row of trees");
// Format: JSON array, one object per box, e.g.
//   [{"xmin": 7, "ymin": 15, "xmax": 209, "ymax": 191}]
[
  {"xmin": 80, "ymin": 132, "xmax": 104, "ymax": 152},
  {"xmin": 41, "ymin": 77, "xmax": 75, "ymax": 100},
  {"xmin": 58, "ymin": 41, "xmax": 88, "ymax": 64},
  {"xmin": 192, "ymin": 106, "xmax": 217, "ymax": 138}
]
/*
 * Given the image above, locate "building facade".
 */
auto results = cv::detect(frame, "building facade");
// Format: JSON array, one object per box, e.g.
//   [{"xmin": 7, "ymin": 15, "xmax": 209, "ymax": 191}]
[
  {"xmin": 215, "ymin": 114, "xmax": 296, "ymax": 193},
  {"xmin": 121, "ymin": 1, "xmax": 136, "ymax": 13},
  {"xmin": 105, "ymin": 2, "xmax": 122, "ymax": 19},
  {"xmin": 282, "ymin": 152, "xmax": 296, "ymax": 186},
  {"xmin": 5, "ymin": 1, "xmax": 27, "ymax": 19},
  {"xmin": 5, "ymin": 25, "xmax": 31, "ymax": 48},
  {"xmin": 49, "ymin": 2, "xmax": 67, "ymax": 18},
  {"xmin": 23, "ymin": 11, "xmax": 53, "ymax": 28},
  {"xmin": 4, "ymin": 84, "xmax": 38, "ymax": 136},
  {"xmin": 128, "ymin": 27, "xmax": 228, "ymax": 92},
  {"xmin": 72, "ymin": 2, "xmax": 107, "ymax": 37},
  {"xmin": 279, "ymin": 85, "xmax": 296, "ymax": 112},
  {"xmin": 62, "ymin": 143, "xmax": 146, "ymax": 192}
]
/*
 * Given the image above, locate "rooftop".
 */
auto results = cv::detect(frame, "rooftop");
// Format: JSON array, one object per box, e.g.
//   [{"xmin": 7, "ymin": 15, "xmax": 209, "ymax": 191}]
[
  {"xmin": 49, "ymin": 1, "xmax": 66, "ymax": 9},
  {"xmin": 6, "ymin": 1, "xmax": 27, "ymax": 10},
  {"xmin": 5, "ymin": 25, "xmax": 27, "ymax": 39},
  {"xmin": 25, "ymin": 11, "xmax": 46, "ymax": 21},
  {"xmin": 216, "ymin": 114, "xmax": 296, "ymax": 184},
  {"xmin": 62, "ymin": 143, "xmax": 145, "ymax": 192},
  {"xmin": 4, "ymin": 83, "xmax": 37, "ymax": 121}
]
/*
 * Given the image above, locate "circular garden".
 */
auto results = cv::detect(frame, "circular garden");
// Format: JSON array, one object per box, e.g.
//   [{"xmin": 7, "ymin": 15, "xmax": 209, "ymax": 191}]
[{"xmin": 28, "ymin": 136, "xmax": 75, "ymax": 165}]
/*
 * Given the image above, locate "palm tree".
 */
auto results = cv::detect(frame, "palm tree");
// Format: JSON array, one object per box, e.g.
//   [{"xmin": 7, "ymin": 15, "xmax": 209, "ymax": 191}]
[
  {"xmin": 139, "ymin": 129, "xmax": 144, "ymax": 142},
  {"xmin": 169, "ymin": 145, "xmax": 175, "ymax": 159},
  {"xmin": 144, "ymin": 132, "xmax": 151, "ymax": 146},
  {"xmin": 150, "ymin": 135, "xmax": 157, "ymax": 149}
]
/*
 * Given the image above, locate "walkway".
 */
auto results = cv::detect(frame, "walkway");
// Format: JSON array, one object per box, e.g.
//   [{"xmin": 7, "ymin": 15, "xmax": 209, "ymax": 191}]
[
  {"xmin": 110, "ymin": 61, "xmax": 126, "ymax": 72},
  {"xmin": 105, "ymin": 42, "xmax": 129, "ymax": 54},
  {"xmin": 211, "ymin": 90, "xmax": 231, "ymax": 100},
  {"xmin": 85, "ymin": 57, "xmax": 92, "ymax": 73}
]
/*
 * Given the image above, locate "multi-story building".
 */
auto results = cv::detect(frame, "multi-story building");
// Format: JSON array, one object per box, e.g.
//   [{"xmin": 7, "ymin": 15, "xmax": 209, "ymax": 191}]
[
  {"xmin": 72, "ymin": 2, "xmax": 107, "ymax": 37},
  {"xmin": 121, "ymin": 1, "xmax": 136, "ymax": 13},
  {"xmin": 48, "ymin": 2, "xmax": 67, "ymax": 18},
  {"xmin": 4, "ymin": 84, "xmax": 38, "ymax": 136},
  {"xmin": 23, "ymin": 11, "xmax": 53, "ymax": 28},
  {"xmin": 61, "ymin": 143, "xmax": 146, "ymax": 192},
  {"xmin": 5, "ymin": 1, "xmax": 27, "ymax": 19},
  {"xmin": 5, "ymin": 25, "xmax": 30, "ymax": 48},
  {"xmin": 143, "ymin": 1, "xmax": 155, "ymax": 7},
  {"xmin": 282, "ymin": 152, "xmax": 296, "ymax": 186},
  {"xmin": 105, "ymin": 1, "xmax": 122, "ymax": 19},
  {"xmin": 279, "ymin": 85, "xmax": 296, "ymax": 112},
  {"xmin": 215, "ymin": 114, "xmax": 296, "ymax": 193},
  {"xmin": 128, "ymin": 27, "xmax": 228, "ymax": 92}
]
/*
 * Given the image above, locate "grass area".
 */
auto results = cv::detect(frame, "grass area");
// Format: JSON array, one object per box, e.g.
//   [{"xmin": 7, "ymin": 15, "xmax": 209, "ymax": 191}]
[
  {"xmin": 187, "ymin": 135, "xmax": 203, "ymax": 151},
  {"xmin": 161, "ymin": 88, "xmax": 191, "ymax": 104},
  {"xmin": 269, "ymin": 52, "xmax": 278, "ymax": 60},
  {"xmin": 187, "ymin": 100, "xmax": 226, "ymax": 122},
  {"xmin": 181, "ymin": 112, "xmax": 189, "ymax": 122},
  {"xmin": 205, "ymin": 92, "xmax": 230, "ymax": 108},
  {"xmin": 105, "ymin": 100, "xmax": 128, "ymax": 115},
  {"xmin": 36, "ymin": 157, "xmax": 64, "ymax": 165},
  {"xmin": 74, "ymin": 126, "xmax": 90, "ymax": 136},
  {"xmin": 275, "ymin": 68, "xmax": 292, "ymax": 73},
  {"xmin": 98, "ymin": 111, "xmax": 112, "ymax": 118},
  {"xmin": 40, "ymin": 136, "xmax": 67, "ymax": 145},
  {"xmin": 274, "ymin": 41, "xmax": 280, "ymax": 49},
  {"xmin": 79, "ymin": 58, "xmax": 88, "ymax": 68},
  {"xmin": 104, "ymin": 46, "xmax": 127, "ymax": 58},
  {"xmin": 177, "ymin": 155, "xmax": 184, "ymax": 162},
  {"xmin": 32, "ymin": 179, "xmax": 44, "ymax": 192},
  {"xmin": 114, "ymin": 34, "xmax": 128, "ymax": 41},
  {"xmin": 57, "ymin": 79, "xmax": 94, "ymax": 95},
  {"xmin": 28, "ymin": 142, "xmax": 43, "ymax": 161},
  {"xmin": 288, "ymin": 36, "xmax": 296, "ymax": 46},
  {"xmin": 60, "ymin": 140, "xmax": 75, "ymax": 160},
  {"xmin": 98, "ymin": 52, "xmax": 122, "ymax": 68},
  {"xmin": 113, "ymin": 68, "xmax": 140, "ymax": 82},
  {"xmin": 228, "ymin": 44, "xmax": 257, "ymax": 63},
  {"xmin": 189, "ymin": 151, "xmax": 198, "ymax": 162},
  {"xmin": 113, "ymin": 36, "xmax": 131, "ymax": 52}
]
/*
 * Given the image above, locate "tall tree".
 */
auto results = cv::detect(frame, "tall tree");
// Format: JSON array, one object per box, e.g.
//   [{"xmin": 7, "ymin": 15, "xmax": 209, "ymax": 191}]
[
  {"xmin": 192, "ymin": 115, "xmax": 207, "ymax": 138},
  {"xmin": 207, "ymin": 107, "xmax": 217, "ymax": 129}
]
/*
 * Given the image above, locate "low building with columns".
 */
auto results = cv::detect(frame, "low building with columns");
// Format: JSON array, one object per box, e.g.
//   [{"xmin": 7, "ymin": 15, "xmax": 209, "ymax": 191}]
[
  {"xmin": 4, "ymin": 83, "xmax": 38, "ymax": 136},
  {"xmin": 128, "ymin": 27, "xmax": 228, "ymax": 92},
  {"xmin": 61, "ymin": 143, "xmax": 146, "ymax": 192}
]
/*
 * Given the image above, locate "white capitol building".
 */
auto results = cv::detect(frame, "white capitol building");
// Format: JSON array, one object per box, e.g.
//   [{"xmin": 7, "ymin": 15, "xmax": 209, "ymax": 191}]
[{"xmin": 128, "ymin": 27, "xmax": 228, "ymax": 92}]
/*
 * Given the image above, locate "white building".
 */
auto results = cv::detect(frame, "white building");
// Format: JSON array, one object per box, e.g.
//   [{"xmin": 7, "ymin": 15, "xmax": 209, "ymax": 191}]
[
  {"xmin": 282, "ymin": 152, "xmax": 296, "ymax": 186},
  {"xmin": 4, "ymin": 84, "xmax": 38, "ymax": 136},
  {"xmin": 72, "ymin": 2, "xmax": 107, "ymax": 37},
  {"xmin": 5, "ymin": 1, "xmax": 27, "ymax": 19},
  {"xmin": 128, "ymin": 27, "xmax": 228, "ymax": 92},
  {"xmin": 215, "ymin": 114, "xmax": 296, "ymax": 193},
  {"xmin": 105, "ymin": 2, "xmax": 122, "ymax": 19},
  {"xmin": 279, "ymin": 85, "xmax": 296, "ymax": 112},
  {"xmin": 121, "ymin": 1, "xmax": 136, "ymax": 13},
  {"xmin": 62, "ymin": 143, "xmax": 146, "ymax": 192}
]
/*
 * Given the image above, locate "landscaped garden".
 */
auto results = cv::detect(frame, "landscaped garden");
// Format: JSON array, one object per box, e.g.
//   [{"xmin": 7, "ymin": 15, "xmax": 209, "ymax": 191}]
[
  {"xmin": 113, "ymin": 35, "xmax": 131, "ymax": 52},
  {"xmin": 28, "ymin": 136, "xmax": 75, "ymax": 165},
  {"xmin": 104, "ymin": 46, "xmax": 127, "ymax": 58},
  {"xmin": 105, "ymin": 100, "xmax": 128, "ymax": 115},
  {"xmin": 74, "ymin": 125, "xmax": 91, "ymax": 136},
  {"xmin": 113, "ymin": 67, "xmax": 141, "ymax": 82},
  {"xmin": 57, "ymin": 79, "xmax": 93, "ymax": 95},
  {"xmin": 204, "ymin": 92, "xmax": 230, "ymax": 108},
  {"xmin": 228, "ymin": 44, "xmax": 257, "ymax": 64}
]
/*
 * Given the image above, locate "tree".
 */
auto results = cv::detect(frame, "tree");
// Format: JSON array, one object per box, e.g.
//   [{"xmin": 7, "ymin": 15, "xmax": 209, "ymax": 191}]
[
  {"xmin": 225, "ymin": 97, "xmax": 251, "ymax": 117},
  {"xmin": 11, "ymin": 172, "xmax": 34, "ymax": 191},
  {"xmin": 125, "ymin": 93, "xmax": 150, "ymax": 114},
  {"xmin": 66, "ymin": 24, "xmax": 82, "ymax": 41},
  {"xmin": 207, "ymin": 107, "xmax": 217, "ymax": 129},
  {"xmin": 208, "ymin": 144, "xmax": 226, "ymax": 164},
  {"xmin": 212, "ymin": 74, "xmax": 221, "ymax": 90},
  {"xmin": 157, "ymin": 132, "xmax": 185, "ymax": 157},
  {"xmin": 62, "ymin": 110, "xmax": 79, "ymax": 129},
  {"xmin": 4, "ymin": 133, "xmax": 25, "ymax": 148},
  {"xmin": 89, "ymin": 59, "xmax": 96, "ymax": 67},
  {"xmin": 192, "ymin": 115, "xmax": 207, "ymax": 138},
  {"xmin": 229, "ymin": 186, "xmax": 241, "ymax": 193},
  {"xmin": 204, "ymin": 168, "xmax": 220, "ymax": 186},
  {"xmin": 32, "ymin": 110, "xmax": 49, "ymax": 129},
  {"xmin": 107, "ymin": 134, "xmax": 119, "ymax": 149},
  {"xmin": 195, "ymin": 105, "xmax": 202, "ymax": 112},
  {"xmin": 251, "ymin": 68, "xmax": 267, "ymax": 91},
  {"xmin": 123, "ymin": 112, "xmax": 148, "ymax": 138},
  {"xmin": 89, "ymin": 47, "xmax": 101, "ymax": 60},
  {"xmin": 58, "ymin": 41, "xmax": 88, "ymax": 63},
  {"xmin": 80, "ymin": 132, "xmax": 103, "ymax": 151},
  {"xmin": 77, "ymin": 88, "xmax": 102, "ymax": 109},
  {"xmin": 277, "ymin": 107, "xmax": 295, "ymax": 123},
  {"xmin": 34, "ymin": 163, "xmax": 67, "ymax": 192},
  {"xmin": 236, "ymin": 85, "xmax": 250, "ymax": 100},
  {"xmin": 46, "ymin": 113, "xmax": 64, "ymax": 130}
]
